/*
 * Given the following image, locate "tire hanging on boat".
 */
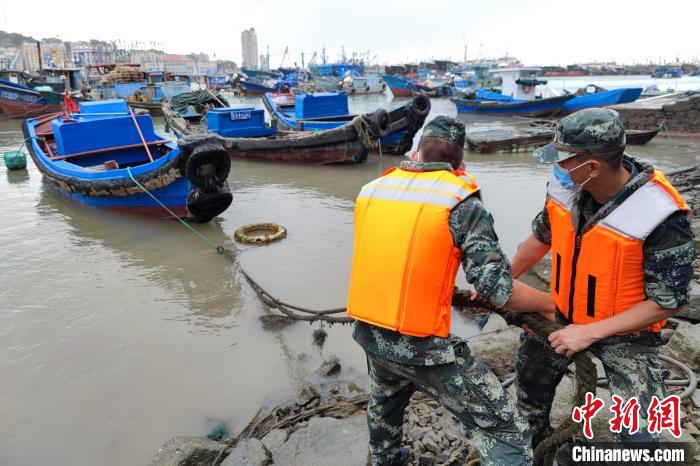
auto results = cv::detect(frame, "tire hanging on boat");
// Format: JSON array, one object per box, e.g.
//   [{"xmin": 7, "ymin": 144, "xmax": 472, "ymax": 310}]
[
  {"xmin": 408, "ymin": 94, "xmax": 431, "ymax": 118},
  {"xmin": 178, "ymin": 135, "xmax": 233, "ymax": 223}
]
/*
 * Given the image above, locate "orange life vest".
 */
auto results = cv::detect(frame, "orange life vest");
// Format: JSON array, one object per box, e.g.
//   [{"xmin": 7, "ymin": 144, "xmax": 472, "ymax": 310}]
[
  {"xmin": 347, "ymin": 167, "xmax": 480, "ymax": 338},
  {"xmin": 547, "ymin": 170, "xmax": 688, "ymax": 333}
]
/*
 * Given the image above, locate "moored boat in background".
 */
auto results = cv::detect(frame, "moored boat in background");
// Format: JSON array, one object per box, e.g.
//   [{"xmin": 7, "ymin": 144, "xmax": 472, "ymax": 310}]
[
  {"xmin": 163, "ymin": 98, "xmax": 393, "ymax": 165},
  {"xmin": 262, "ymin": 91, "xmax": 430, "ymax": 155}
]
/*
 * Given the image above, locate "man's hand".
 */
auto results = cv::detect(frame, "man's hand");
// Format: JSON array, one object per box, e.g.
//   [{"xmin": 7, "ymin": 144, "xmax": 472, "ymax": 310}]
[{"xmin": 548, "ymin": 324, "xmax": 600, "ymax": 358}]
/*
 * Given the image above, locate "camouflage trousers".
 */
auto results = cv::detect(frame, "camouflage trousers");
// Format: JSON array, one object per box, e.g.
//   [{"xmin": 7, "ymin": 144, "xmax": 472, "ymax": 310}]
[
  {"xmin": 365, "ymin": 340, "xmax": 533, "ymax": 466},
  {"xmin": 515, "ymin": 331, "xmax": 667, "ymax": 448}
]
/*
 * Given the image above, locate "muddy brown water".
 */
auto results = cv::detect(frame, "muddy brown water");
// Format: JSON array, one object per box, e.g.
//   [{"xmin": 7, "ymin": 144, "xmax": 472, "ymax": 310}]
[{"xmin": 0, "ymin": 93, "xmax": 698, "ymax": 466}]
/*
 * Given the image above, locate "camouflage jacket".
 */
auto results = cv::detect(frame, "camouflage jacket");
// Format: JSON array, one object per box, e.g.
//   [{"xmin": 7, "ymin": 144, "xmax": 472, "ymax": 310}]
[
  {"xmin": 352, "ymin": 161, "xmax": 513, "ymax": 365},
  {"xmin": 532, "ymin": 155, "xmax": 695, "ymax": 311}
]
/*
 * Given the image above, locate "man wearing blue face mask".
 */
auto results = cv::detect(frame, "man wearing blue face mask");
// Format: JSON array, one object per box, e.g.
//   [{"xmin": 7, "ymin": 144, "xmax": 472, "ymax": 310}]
[{"xmin": 509, "ymin": 108, "xmax": 694, "ymax": 450}]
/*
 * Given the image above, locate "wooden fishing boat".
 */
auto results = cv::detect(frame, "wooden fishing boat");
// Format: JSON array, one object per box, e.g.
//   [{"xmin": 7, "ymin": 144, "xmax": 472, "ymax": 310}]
[
  {"xmin": 163, "ymin": 99, "xmax": 392, "ymax": 165},
  {"xmin": 262, "ymin": 92, "xmax": 430, "ymax": 155},
  {"xmin": 468, "ymin": 121, "xmax": 660, "ymax": 153},
  {"xmin": 22, "ymin": 99, "xmax": 233, "ymax": 222},
  {"xmin": 625, "ymin": 128, "xmax": 659, "ymax": 145}
]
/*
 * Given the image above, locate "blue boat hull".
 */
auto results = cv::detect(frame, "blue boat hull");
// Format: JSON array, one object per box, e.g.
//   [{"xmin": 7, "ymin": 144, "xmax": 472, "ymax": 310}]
[
  {"xmin": 452, "ymin": 95, "xmax": 573, "ymax": 116},
  {"xmin": 561, "ymin": 88, "xmax": 642, "ymax": 113},
  {"xmin": 241, "ymin": 80, "xmax": 277, "ymax": 95}
]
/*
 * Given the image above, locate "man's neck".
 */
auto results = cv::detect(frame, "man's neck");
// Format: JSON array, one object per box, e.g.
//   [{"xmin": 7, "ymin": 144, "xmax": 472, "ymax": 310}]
[{"xmin": 587, "ymin": 167, "xmax": 631, "ymax": 204}]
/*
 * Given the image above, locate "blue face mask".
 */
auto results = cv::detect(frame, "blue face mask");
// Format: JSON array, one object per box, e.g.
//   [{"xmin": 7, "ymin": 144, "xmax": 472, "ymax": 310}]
[{"xmin": 553, "ymin": 161, "xmax": 592, "ymax": 192}]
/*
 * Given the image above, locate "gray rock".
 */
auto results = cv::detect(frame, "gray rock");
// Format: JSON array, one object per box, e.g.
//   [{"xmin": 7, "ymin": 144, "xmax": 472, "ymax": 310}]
[
  {"xmin": 222, "ymin": 438, "xmax": 271, "ymax": 466},
  {"xmin": 316, "ymin": 355, "xmax": 341, "ymax": 376},
  {"xmin": 678, "ymin": 296, "xmax": 700, "ymax": 321},
  {"xmin": 295, "ymin": 383, "xmax": 320, "ymax": 406},
  {"xmin": 661, "ymin": 322, "xmax": 700, "ymax": 369},
  {"xmin": 261, "ymin": 428, "xmax": 288, "ymax": 451},
  {"xmin": 468, "ymin": 327, "xmax": 523, "ymax": 376},
  {"xmin": 149, "ymin": 436, "xmax": 230, "ymax": 466},
  {"xmin": 347, "ymin": 380, "xmax": 364, "ymax": 393},
  {"xmin": 268, "ymin": 415, "xmax": 369, "ymax": 466},
  {"xmin": 660, "ymin": 327, "xmax": 675, "ymax": 343},
  {"xmin": 481, "ymin": 313, "xmax": 509, "ymax": 334}
]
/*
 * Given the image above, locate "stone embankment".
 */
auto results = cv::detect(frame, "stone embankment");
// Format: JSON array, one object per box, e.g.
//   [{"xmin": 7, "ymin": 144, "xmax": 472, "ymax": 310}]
[{"xmin": 613, "ymin": 93, "xmax": 700, "ymax": 134}]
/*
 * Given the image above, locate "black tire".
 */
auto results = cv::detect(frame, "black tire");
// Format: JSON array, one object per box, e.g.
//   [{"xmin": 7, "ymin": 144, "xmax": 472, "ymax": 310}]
[
  {"xmin": 184, "ymin": 141, "xmax": 231, "ymax": 191},
  {"xmin": 408, "ymin": 94, "xmax": 431, "ymax": 118},
  {"xmin": 187, "ymin": 186, "xmax": 233, "ymax": 223},
  {"xmin": 368, "ymin": 109, "xmax": 390, "ymax": 138}
]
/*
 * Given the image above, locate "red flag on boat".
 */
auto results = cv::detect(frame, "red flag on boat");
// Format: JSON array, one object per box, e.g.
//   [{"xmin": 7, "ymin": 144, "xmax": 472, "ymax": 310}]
[{"xmin": 63, "ymin": 90, "xmax": 80, "ymax": 113}]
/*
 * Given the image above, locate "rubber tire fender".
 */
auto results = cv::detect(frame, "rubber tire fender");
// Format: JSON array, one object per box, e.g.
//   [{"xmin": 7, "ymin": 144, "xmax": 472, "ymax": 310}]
[
  {"xmin": 408, "ymin": 94, "xmax": 431, "ymax": 118},
  {"xmin": 368, "ymin": 109, "xmax": 390, "ymax": 138},
  {"xmin": 184, "ymin": 142, "xmax": 231, "ymax": 190}
]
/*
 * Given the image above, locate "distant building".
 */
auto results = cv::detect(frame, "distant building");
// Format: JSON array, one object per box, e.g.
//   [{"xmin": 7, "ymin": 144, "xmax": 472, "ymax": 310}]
[
  {"xmin": 241, "ymin": 28, "xmax": 259, "ymax": 69},
  {"xmin": 39, "ymin": 38, "xmax": 68, "ymax": 69},
  {"xmin": 259, "ymin": 53, "xmax": 269, "ymax": 70},
  {"xmin": 66, "ymin": 40, "xmax": 117, "ymax": 68},
  {"xmin": 130, "ymin": 49, "xmax": 164, "ymax": 71},
  {"xmin": 19, "ymin": 41, "xmax": 40, "ymax": 72},
  {"xmin": 162, "ymin": 54, "xmax": 197, "ymax": 75}
]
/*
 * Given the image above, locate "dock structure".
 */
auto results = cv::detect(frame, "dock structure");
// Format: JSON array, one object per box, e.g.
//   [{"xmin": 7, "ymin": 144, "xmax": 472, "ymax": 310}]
[
  {"xmin": 465, "ymin": 125, "xmax": 553, "ymax": 153},
  {"xmin": 612, "ymin": 93, "xmax": 700, "ymax": 134}
]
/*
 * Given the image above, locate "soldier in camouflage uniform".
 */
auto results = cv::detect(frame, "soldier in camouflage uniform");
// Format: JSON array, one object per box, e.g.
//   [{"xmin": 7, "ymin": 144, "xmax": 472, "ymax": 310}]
[
  {"xmin": 510, "ymin": 109, "xmax": 695, "ymax": 449},
  {"xmin": 350, "ymin": 117, "xmax": 557, "ymax": 466}
]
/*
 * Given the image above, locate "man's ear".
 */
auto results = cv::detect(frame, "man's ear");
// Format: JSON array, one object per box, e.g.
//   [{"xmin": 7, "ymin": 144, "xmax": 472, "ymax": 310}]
[
  {"xmin": 410, "ymin": 150, "xmax": 420, "ymax": 162},
  {"xmin": 458, "ymin": 160, "xmax": 466, "ymax": 171},
  {"xmin": 588, "ymin": 159, "xmax": 603, "ymax": 178}
]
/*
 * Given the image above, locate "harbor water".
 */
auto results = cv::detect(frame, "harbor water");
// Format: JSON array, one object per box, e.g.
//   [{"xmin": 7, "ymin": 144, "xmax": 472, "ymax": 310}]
[{"xmin": 1, "ymin": 90, "xmax": 699, "ymax": 465}]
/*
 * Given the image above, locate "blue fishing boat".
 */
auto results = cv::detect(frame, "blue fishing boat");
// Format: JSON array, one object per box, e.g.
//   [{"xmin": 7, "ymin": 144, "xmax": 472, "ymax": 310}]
[
  {"xmin": 263, "ymin": 92, "xmax": 431, "ymax": 155},
  {"xmin": 560, "ymin": 87, "xmax": 643, "ymax": 114},
  {"xmin": 22, "ymin": 99, "xmax": 232, "ymax": 222},
  {"xmin": 240, "ymin": 79, "xmax": 279, "ymax": 95},
  {"xmin": 0, "ymin": 79, "xmax": 78, "ymax": 118},
  {"xmin": 452, "ymin": 94, "xmax": 573, "ymax": 116}
]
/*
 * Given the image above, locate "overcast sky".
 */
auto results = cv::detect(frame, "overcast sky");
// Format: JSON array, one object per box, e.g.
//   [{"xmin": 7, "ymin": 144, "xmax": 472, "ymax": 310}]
[{"xmin": 4, "ymin": 0, "xmax": 698, "ymax": 66}]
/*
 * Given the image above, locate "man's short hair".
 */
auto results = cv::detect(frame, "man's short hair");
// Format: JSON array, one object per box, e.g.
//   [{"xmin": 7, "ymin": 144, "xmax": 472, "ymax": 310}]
[
  {"xmin": 586, "ymin": 148, "xmax": 625, "ymax": 170},
  {"xmin": 419, "ymin": 136, "xmax": 464, "ymax": 170}
]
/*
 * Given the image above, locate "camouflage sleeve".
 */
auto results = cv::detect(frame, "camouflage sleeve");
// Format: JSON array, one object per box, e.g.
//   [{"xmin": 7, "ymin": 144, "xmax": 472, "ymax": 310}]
[
  {"xmin": 643, "ymin": 211, "xmax": 696, "ymax": 308},
  {"xmin": 449, "ymin": 197, "xmax": 513, "ymax": 309},
  {"xmin": 531, "ymin": 205, "xmax": 552, "ymax": 245}
]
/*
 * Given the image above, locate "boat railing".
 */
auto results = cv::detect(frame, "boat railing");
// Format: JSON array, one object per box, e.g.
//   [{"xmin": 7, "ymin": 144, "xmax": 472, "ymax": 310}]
[{"xmin": 49, "ymin": 139, "xmax": 171, "ymax": 161}]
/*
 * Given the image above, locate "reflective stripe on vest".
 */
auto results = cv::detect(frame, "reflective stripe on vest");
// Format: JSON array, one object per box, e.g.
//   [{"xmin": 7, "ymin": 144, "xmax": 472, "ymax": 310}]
[
  {"xmin": 547, "ymin": 170, "xmax": 688, "ymax": 333},
  {"xmin": 347, "ymin": 168, "xmax": 480, "ymax": 338}
]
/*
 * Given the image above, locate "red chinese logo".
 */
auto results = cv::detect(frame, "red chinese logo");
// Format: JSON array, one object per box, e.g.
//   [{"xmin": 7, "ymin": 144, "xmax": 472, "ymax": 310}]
[
  {"xmin": 609, "ymin": 395, "xmax": 641, "ymax": 434},
  {"xmin": 572, "ymin": 393, "xmax": 682, "ymax": 439},
  {"xmin": 647, "ymin": 395, "xmax": 682, "ymax": 438},
  {"xmin": 572, "ymin": 392, "xmax": 605, "ymax": 439}
]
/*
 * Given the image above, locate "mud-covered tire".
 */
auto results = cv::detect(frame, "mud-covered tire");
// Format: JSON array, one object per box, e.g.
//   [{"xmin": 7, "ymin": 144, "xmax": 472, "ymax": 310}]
[{"xmin": 234, "ymin": 223, "xmax": 287, "ymax": 244}]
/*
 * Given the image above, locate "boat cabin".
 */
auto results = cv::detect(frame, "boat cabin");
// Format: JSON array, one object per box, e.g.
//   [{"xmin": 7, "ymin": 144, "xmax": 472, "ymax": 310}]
[
  {"xmin": 490, "ymin": 67, "xmax": 547, "ymax": 100},
  {"xmin": 50, "ymin": 99, "xmax": 167, "ymax": 167},
  {"xmin": 207, "ymin": 107, "xmax": 275, "ymax": 138}
]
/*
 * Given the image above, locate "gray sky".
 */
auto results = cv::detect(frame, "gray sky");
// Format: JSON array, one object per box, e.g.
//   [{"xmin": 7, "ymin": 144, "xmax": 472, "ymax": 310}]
[{"xmin": 5, "ymin": 0, "xmax": 698, "ymax": 66}]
